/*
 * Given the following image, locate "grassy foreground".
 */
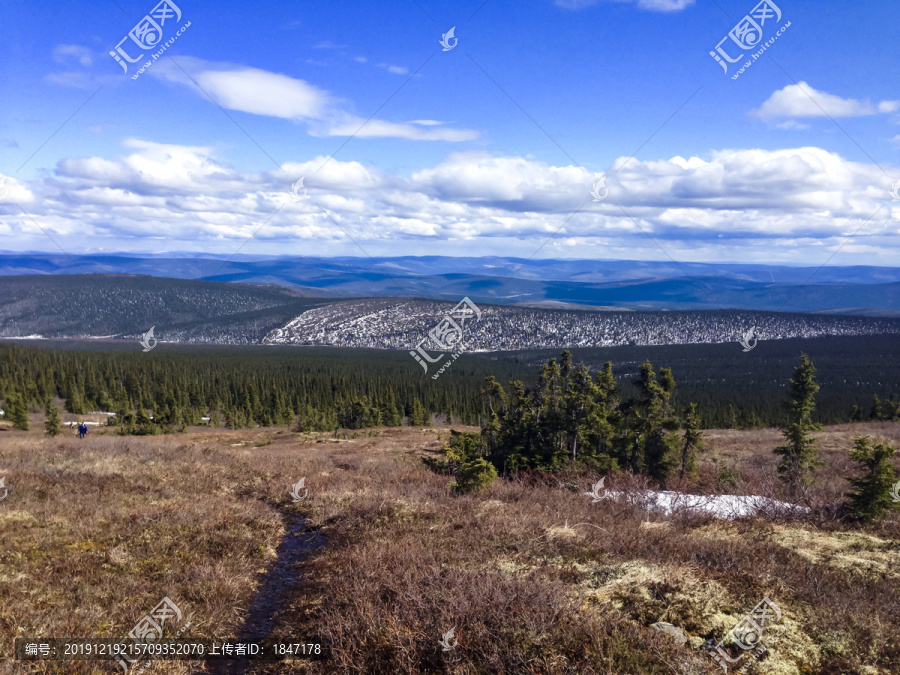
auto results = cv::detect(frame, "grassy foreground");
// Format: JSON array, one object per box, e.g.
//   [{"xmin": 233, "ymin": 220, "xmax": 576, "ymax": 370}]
[{"xmin": 2, "ymin": 422, "xmax": 900, "ymax": 674}]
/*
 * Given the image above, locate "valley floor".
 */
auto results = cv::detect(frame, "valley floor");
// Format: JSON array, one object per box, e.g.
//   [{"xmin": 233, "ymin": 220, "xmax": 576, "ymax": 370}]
[{"xmin": 2, "ymin": 422, "xmax": 900, "ymax": 674}]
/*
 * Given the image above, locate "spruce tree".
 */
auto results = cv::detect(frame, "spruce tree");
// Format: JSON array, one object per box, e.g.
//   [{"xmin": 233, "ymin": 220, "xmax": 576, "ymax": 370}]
[
  {"xmin": 446, "ymin": 431, "xmax": 497, "ymax": 494},
  {"xmin": 380, "ymin": 389, "xmax": 402, "ymax": 426},
  {"xmin": 680, "ymin": 403, "xmax": 704, "ymax": 478},
  {"xmin": 847, "ymin": 436, "xmax": 899, "ymax": 522},
  {"xmin": 870, "ymin": 395, "xmax": 883, "ymax": 421},
  {"xmin": 774, "ymin": 353, "xmax": 823, "ymax": 498},
  {"xmin": 409, "ymin": 398, "xmax": 430, "ymax": 426},
  {"xmin": 64, "ymin": 377, "xmax": 86, "ymax": 414},
  {"xmin": 585, "ymin": 362, "xmax": 619, "ymax": 467},
  {"xmin": 563, "ymin": 363, "xmax": 595, "ymax": 462},
  {"xmin": 632, "ymin": 361, "xmax": 679, "ymax": 482},
  {"xmin": 135, "ymin": 407, "xmax": 155, "ymax": 435},
  {"xmin": 112, "ymin": 402, "xmax": 128, "ymax": 427},
  {"xmin": 726, "ymin": 403, "xmax": 738, "ymax": 429},
  {"xmin": 44, "ymin": 399, "xmax": 61, "ymax": 436},
  {"xmin": 10, "ymin": 394, "xmax": 30, "ymax": 431}
]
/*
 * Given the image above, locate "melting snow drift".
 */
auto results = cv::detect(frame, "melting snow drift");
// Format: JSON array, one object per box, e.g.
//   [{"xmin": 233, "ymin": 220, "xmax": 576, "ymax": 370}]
[{"xmin": 588, "ymin": 489, "xmax": 809, "ymax": 520}]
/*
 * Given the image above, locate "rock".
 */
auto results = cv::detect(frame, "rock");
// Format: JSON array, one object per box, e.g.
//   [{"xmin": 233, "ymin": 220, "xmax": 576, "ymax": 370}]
[{"xmin": 651, "ymin": 622, "xmax": 689, "ymax": 646}]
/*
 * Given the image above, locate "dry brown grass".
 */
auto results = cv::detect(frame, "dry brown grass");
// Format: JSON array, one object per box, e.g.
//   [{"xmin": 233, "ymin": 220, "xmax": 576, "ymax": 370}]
[
  {"xmin": 0, "ymin": 430, "xmax": 289, "ymax": 674},
  {"xmin": 2, "ymin": 422, "xmax": 900, "ymax": 673}
]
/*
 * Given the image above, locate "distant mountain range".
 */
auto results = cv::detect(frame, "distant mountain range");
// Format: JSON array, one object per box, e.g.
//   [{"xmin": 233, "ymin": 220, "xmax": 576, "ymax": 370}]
[
  {"xmin": 0, "ymin": 274, "xmax": 323, "ymax": 341},
  {"xmin": 0, "ymin": 253, "xmax": 898, "ymax": 315},
  {"xmin": 2, "ymin": 275, "xmax": 898, "ymax": 349}
]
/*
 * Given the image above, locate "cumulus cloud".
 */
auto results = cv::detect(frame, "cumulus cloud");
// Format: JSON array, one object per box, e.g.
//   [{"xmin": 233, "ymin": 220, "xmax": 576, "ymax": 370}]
[
  {"xmin": 150, "ymin": 57, "xmax": 478, "ymax": 142},
  {"xmin": 752, "ymin": 82, "xmax": 900, "ymax": 120},
  {"xmin": 0, "ymin": 142, "xmax": 896, "ymax": 263},
  {"xmin": 411, "ymin": 152, "xmax": 586, "ymax": 209}
]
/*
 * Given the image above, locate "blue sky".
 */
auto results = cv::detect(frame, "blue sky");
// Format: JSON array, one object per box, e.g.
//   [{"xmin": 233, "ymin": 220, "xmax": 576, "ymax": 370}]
[{"xmin": 0, "ymin": 0, "xmax": 898, "ymax": 265}]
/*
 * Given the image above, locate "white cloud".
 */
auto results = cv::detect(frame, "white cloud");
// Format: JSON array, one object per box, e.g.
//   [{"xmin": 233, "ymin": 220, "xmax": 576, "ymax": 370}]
[
  {"xmin": 321, "ymin": 116, "xmax": 479, "ymax": 142},
  {"xmin": 775, "ymin": 120, "xmax": 810, "ymax": 130},
  {"xmin": 752, "ymin": 82, "xmax": 900, "ymax": 120},
  {"xmin": 150, "ymin": 57, "xmax": 479, "ymax": 142},
  {"xmin": 556, "ymin": 0, "xmax": 694, "ymax": 11},
  {"xmin": 411, "ymin": 152, "xmax": 585, "ymax": 207},
  {"xmin": 375, "ymin": 62, "xmax": 410, "ymax": 75},
  {"xmin": 194, "ymin": 67, "xmax": 331, "ymax": 119},
  {"xmin": 2, "ymin": 142, "xmax": 897, "ymax": 263},
  {"xmin": 52, "ymin": 44, "xmax": 93, "ymax": 67},
  {"xmin": 0, "ymin": 174, "xmax": 35, "ymax": 204},
  {"xmin": 313, "ymin": 40, "xmax": 346, "ymax": 50},
  {"xmin": 386, "ymin": 65, "xmax": 408, "ymax": 75},
  {"xmin": 635, "ymin": 0, "xmax": 693, "ymax": 9},
  {"xmin": 46, "ymin": 44, "xmax": 122, "ymax": 89}
]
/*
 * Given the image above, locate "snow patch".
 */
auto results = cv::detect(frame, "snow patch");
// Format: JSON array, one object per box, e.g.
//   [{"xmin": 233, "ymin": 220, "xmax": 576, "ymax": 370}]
[{"xmin": 588, "ymin": 489, "xmax": 809, "ymax": 520}]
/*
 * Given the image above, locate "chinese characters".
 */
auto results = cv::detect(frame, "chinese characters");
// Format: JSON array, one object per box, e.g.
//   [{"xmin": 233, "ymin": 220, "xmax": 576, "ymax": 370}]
[{"xmin": 410, "ymin": 297, "xmax": 482, "ymax": 379}]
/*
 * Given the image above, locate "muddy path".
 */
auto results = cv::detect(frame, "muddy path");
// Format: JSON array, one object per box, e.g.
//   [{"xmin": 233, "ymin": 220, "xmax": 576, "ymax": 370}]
[{"xmin": 206, "ymin": 510, "xmax": 325, "ymax": 674}]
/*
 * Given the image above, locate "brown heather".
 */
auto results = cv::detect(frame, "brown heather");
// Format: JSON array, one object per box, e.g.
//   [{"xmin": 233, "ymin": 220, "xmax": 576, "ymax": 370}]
[{"xmin": 2, "ymin": 421, "xmax": 900, "ymax": 674}]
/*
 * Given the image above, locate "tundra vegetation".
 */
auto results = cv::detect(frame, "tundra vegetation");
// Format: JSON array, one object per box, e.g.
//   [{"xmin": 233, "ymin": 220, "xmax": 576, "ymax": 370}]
[{"xmin": 2, "ymin": 344, "xmax": 900, "ymax": 673}]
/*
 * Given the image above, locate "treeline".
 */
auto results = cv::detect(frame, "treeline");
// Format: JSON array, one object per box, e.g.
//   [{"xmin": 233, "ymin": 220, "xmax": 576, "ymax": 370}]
[
  {"xmin": 1, "ymin": 338, "xmax": 897, "ymax": 436},
  {"xmin": 510, "ymin": 334, "xmax": 900, "ymax": 428},
  {"xmin": 0, "ymin": 344, "xmax": 482, "ymax": 434}
]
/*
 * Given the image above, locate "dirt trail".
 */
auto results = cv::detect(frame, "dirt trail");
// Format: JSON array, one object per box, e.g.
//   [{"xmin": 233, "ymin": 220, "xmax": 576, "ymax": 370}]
[{"xmin": 206, "ymin": 510, "xmax": 324, "ymax": 674}]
